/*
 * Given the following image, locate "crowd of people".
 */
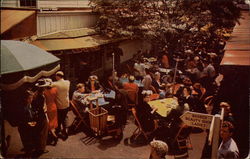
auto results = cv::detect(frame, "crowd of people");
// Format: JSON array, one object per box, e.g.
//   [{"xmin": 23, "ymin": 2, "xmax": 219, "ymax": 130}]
[{"xmin": 16, "ymin": 45, "xmax": 240, "ymax": 158}]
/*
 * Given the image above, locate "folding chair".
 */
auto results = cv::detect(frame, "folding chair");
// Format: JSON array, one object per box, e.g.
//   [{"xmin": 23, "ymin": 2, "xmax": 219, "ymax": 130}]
[
  {"xmin": 173, "ymin": 125, "xmax": 192, "ymax": 159},
  {"xmin": 174, "ymin": 125, "xmax": 193, "ymax": 150},
  {"xmin": 200, "ymin": 87, "xmax": 206, "ymax": 100},
  {"xmin": 127, "ymin": 90, "xmax": 138, "ymax": 110},
  {"xmin": 149, "ymin": 85, "xmax": 157, "ymax": 94},
  {"xmin": 204, "ymin": 96, "xmax": 213, "ymax": 114},
  {"xmin": 70, "ymin": 100, "xmax": 88, "ymax": 131},
  {"xmin": 106, "ymin": 115, "xmax": 123, "ymax": 138},
  {"xmin": 131, "ymin": 107, "xmax": 150, "ymax": 141}
]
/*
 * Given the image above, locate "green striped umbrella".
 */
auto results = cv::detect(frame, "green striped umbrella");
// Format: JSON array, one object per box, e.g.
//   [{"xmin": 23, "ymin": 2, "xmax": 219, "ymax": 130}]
[{"xmin": 0, "ymin": 40, "xmax": 60, "ymax": 90}]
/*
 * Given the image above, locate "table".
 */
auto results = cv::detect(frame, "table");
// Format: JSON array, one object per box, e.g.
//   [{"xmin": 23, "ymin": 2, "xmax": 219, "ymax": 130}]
[
  {"xmin": 134, "ymin": 80, "xmax": 144, "ymax": 87},
  {"xmin": 147, "ymin": 98, "xmax": 178, "ymax": 117},
  {"xmin": 103, "ymin": 90, "xmax": 116, "ymax": 99},
  {"xmin": 86, "ymin": 92, "xmax": 110, "ymax": 107},
  {"xmin": 119, "ymin": 77, "xmax": 144, "ymax": 88}
]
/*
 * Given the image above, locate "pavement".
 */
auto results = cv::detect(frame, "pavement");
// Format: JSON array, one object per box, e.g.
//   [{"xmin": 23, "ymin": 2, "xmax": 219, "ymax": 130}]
[{"xmin": 4, "ymin": 110, "xmax": 207, "ymax": 159}]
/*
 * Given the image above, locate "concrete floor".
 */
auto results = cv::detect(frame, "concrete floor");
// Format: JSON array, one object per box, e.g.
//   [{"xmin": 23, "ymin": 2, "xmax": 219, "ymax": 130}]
[{"xmin": 4, "ymin": 111, "xmax": 206, "ymax": 159}]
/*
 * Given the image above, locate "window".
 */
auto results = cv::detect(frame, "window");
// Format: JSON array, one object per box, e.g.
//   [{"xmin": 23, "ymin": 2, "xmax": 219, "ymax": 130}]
[{"xmin": 20, "ymin": 0, "xmax": 36, "ymax": 7}]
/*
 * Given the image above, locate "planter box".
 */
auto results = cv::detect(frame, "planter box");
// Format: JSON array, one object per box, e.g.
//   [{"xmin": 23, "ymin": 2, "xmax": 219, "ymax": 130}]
[{"xmin": 88, "ymin": 107, "xmax": 108, "ymax": 136}]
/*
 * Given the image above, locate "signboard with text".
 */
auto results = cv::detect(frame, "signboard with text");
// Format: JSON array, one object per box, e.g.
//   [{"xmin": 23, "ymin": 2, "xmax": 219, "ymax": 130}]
[{"xmin": 180, "ymin": 111, "xmax": 213, "ymax": 129}]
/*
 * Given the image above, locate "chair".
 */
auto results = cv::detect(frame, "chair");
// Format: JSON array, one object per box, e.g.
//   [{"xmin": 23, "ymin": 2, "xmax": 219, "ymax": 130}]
[
  {"xmin": 127, "ymin": 90, "xmax": 138, "ymax": 110},
  {"xmin": 176, "ymin": 135, "xmax": 192, "ymax": 150},
  {"xmin": 149, "ymin": 85, "xmax": 157, "ymax": 94},
  {"xmin": 204, "ymin": 96, "xmax": 213, "ymax": 114},
  {"xmin": 106, "ymin": 115, "xmax": 123, "ymax": 138},
  {"xmin": 131, "ymin": 107, "xmax": 149, "ymax": 141},
  {"xmin": 174, "ymin": 124, "xmax": 193, "ymax": 150},
  {"xmin": 200, "ymin": 87, "xmax": 206, "ymax": 100},
  {"xmin": 70, "ymin": 100, "xmax": 88, "ymax": 131},
  {"xmin": 173, "ymin": 125, "xmax": 192, "ymax": 159}
]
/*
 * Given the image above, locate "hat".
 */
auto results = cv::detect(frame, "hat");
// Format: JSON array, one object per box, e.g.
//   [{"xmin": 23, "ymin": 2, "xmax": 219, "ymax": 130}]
[
  {"xmin": 90, "ymin": 75, "xmax": 98, "ymax": 81},
  {"xmin": 56, "ymin": 71, "xmax": 64, "ymax": 77},
  {"xmin": 35, "ymin": 78, "xmax": 52, "ymax": 87}
]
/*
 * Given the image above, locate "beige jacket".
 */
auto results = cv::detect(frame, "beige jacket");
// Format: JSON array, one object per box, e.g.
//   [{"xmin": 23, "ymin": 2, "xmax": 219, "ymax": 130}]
[{"xmin": 52, "ymin": 79, "xmax": 70, "ymax": 110}]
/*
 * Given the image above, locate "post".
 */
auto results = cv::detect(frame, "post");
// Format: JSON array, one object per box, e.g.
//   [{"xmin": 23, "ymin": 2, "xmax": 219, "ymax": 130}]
[
  {"xmin": 173, "ymin": 59, "xmax": 178, "ymax": 85},
  {"xmin": 112, "ymin": 52, "xmax": 115, "ymax": 86},
  {"xmin": 211, "ymin": 114, "xmax": 221, "ymax": 159},
  {"xmin": 208, "ymin": 116, "xmax": 215, "ymax": 145},
  {"xmin": 172, "ymin": 58, "xmax": 181, "ymax": 94}
]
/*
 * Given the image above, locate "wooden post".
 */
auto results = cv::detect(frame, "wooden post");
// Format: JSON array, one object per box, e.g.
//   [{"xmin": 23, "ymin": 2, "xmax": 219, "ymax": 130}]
[
  {"xmin": 211, "ymin": 114, "xmax": 221, "ymax": 159},
  {"xmin": 208, "ymin": 116, "xmax": 215, "ymax": 145}
]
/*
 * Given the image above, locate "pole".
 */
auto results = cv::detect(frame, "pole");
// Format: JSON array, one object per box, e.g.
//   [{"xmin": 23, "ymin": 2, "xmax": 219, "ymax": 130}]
[
  {"xmin": 173, "ymin": 59, "xmax": 179, "ymax": 84},
  {"xmin": 172, "ymin": 58, "xmax": 180, "ymax": 94},
  {"xmin": 112, "ymin": 52, "xmax": 115, "ymax": 86},
  {"xmin": 211, "ymin": 114, "xmax": 221, "ymax": 159}
]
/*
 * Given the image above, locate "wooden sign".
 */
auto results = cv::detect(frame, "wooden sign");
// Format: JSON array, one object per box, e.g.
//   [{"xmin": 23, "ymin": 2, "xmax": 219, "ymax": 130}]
[{"xmin": 180, "ymin": 111, "xmax": 213, "ymax": 129}]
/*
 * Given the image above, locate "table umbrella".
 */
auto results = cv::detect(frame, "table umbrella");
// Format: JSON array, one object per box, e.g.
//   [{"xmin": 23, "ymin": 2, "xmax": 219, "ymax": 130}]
[{"xmin": 0, "ymin": 40, "xmax": 60, "ymax": 91}]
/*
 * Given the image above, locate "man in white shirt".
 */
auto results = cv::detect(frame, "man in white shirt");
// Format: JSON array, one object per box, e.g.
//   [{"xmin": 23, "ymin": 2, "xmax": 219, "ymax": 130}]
[
  {"xmin": 218, "ymin": 121, "xmax": 239, "ymax": 159},
  {"xmin": 52, "ymin": 71, "xmax": 70, "ymax": 139}
]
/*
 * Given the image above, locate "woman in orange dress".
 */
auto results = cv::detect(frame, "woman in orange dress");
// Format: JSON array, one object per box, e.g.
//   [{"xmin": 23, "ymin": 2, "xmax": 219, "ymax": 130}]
[{"xmin": 43, "ymin": 78, "xmax": 58, "ymax": 145}]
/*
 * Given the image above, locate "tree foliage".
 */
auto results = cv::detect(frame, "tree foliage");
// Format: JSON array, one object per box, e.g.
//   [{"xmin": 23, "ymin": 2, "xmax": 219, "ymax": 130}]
[{"xmin": 89, "ymin": 0, "xmax": 241, "ymax": 55}]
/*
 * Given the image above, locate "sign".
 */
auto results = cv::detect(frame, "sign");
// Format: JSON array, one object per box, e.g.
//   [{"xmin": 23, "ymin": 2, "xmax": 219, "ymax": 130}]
[{"xmin": 180, "ymin": 111, "xmax": 213, "ymax": 129}]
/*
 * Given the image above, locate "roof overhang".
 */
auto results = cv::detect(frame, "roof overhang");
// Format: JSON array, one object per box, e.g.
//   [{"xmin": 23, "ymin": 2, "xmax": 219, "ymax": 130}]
[
  {"xmin": 31, "ymin": 35, "xmax": 122, "ymax": 51},
  {"xmin": 220, "ymin": 11, "xmax": 250, "ymax": 66},
  {"xmin": 30, "ymin": 28, "xmax": 125, "ymax": 51},
  {"xmin": 1, "ymin": 9, "xmax": 36, "ymax": 34}
]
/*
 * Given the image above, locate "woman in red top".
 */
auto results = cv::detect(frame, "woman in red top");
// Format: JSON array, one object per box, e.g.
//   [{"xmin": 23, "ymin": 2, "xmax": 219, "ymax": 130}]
[{"xmin": 43, "ymin": 78, "xmax": 58, "ymax": 145}]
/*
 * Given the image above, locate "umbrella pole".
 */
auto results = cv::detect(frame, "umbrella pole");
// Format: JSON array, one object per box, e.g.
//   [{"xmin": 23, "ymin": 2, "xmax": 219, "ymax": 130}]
[{"xmin": 1, "ymin": 119, "xmax": 7, "ymax": 157}]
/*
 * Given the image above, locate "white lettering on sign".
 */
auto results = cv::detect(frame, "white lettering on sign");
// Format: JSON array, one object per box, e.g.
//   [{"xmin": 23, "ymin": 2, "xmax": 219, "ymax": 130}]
[{"xmin": 180, "ymin": 111, "xmax": 213, "ymax": 129}]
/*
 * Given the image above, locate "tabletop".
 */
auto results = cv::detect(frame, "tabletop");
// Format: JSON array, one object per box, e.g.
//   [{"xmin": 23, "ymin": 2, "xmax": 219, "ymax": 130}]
[{"xmin": 147, "ymin": 97, "xmax": 178, "ymax": 117}]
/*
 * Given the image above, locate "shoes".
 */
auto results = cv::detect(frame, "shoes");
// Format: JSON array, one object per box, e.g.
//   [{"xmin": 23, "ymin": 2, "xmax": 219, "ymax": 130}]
[
  {"xmin": 51, "ymin": 137, "xmax": 58, "ymax": 146},
  {"xmin": 32, "ymin": 149, "xmax": 49, "ymax": 157},
  {"xmin": 61, "ymin": 133, "xmax": 68, "ymax": 141}
]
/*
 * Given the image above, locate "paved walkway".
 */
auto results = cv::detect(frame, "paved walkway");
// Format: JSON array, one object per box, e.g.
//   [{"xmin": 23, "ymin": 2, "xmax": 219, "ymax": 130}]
[{"xmin": 4, "ymin": 111, "xmax": 206, "ymax": 159}]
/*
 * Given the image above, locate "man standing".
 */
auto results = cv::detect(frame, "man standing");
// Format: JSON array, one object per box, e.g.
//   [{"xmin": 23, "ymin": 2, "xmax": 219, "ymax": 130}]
[
  {"xmin": 218, "ymin": 121, "xmax": 239, "ymax": 159},
  {"xmin": 52, "ymin": 71, "xmax": 70, "ymax": 139}
]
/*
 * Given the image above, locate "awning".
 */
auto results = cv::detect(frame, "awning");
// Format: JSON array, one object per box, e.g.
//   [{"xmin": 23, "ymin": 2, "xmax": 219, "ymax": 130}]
[
  {"xmin": 37, "ymin": 28, "xmax": 97, "ymax": 40},
  {"xmin": 31, "ymin": 35, "xmax": 123, "ymax": 51},
  {"xmin": 221, "ymin": 11, "xmax": 250, "ymax": 66},
  {"xmin": 1, "ymin": 10, "xmax": 36, "ymax": 34}
]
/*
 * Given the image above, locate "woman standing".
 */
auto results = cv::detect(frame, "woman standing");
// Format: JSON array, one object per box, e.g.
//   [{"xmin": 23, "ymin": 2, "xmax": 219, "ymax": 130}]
[{"xmin": 43, "ymin": 78, "xmax": 58, "ymax": 145}]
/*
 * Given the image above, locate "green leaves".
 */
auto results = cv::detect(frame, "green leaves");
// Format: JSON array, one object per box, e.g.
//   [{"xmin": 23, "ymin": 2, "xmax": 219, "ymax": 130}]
[{"xmin": 89, "ymin": 0, "xmax": 241, "ymax": 55}]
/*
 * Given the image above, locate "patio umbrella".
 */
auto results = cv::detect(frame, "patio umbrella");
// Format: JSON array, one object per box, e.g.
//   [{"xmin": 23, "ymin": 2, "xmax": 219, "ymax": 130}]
[{"xmin": 0, "ymin": 40, "xmax": 60, "ymax": 91}]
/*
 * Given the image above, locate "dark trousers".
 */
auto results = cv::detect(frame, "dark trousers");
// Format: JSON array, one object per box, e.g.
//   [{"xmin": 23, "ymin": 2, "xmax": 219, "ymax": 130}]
[
  {"xmin": 18, "ymin": 119, "xmax": 48, "ymax": 152},
  {"xmin": 56, "ymin": 108, "xmax": 69, "ymax": 133},
  {"xmin": 35, "ymin": 119, "xmax": 48, "ymax": 151},
  {"xmin": 18, "ymin": 125, "xmax": 36, "ymax": 152}
]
